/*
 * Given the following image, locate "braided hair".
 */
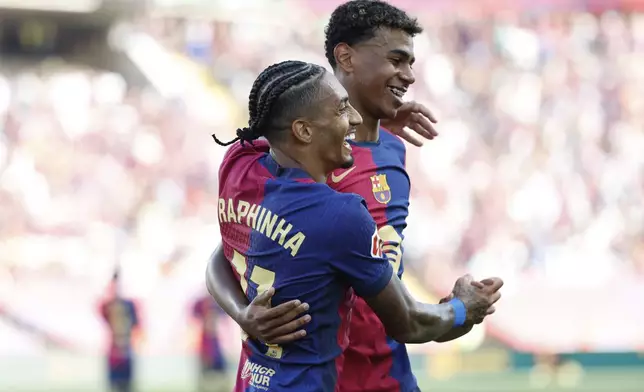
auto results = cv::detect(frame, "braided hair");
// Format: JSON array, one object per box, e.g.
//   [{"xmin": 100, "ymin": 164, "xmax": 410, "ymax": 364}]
[{"xmin": 213, "ymin": 61, "xmax": 327, "ymax": 146}]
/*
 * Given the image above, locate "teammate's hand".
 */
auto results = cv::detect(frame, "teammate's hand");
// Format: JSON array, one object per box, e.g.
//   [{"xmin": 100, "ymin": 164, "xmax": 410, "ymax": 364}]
[
  {"xmin": 380, "ymin": 101, "xmax": 438, "ymax": 147},
  {"xmin": 451, "ymin": 274, "xmax": 502, "ymax": 324},
  {"xmin": 238, "ymin": 287, "xmax": 311, "ymax": 345}
]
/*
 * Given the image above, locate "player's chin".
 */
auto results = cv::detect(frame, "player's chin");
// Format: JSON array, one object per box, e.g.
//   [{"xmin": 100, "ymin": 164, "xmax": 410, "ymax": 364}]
[
  {"xmin": 339, "ymin": 154, "xmax": 354, "ymax": 169},
  {"xmin": 377, "ymin": 97, "xmax": 400, "ymax": 120}
]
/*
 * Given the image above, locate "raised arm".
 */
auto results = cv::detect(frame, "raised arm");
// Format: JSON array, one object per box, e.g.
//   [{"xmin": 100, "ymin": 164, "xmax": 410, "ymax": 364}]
[
  {"xmin": 331, "ymin": 198, "xmax": 502, "ymax": 344},
  {"xmin": 205, "ymin": 244, "xmax": 311, "ymax": 344}
]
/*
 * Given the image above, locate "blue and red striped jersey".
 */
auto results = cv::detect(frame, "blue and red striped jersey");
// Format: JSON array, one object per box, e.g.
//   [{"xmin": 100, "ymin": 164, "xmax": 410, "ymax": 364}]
[
  {"xmin": 218, "ymin": 140, "xmax": 393, "ymax": 392},
  {"xmin": 327, "ymin": 129, "xmax": 417, "ymax": 392},
  {"xmin": 100, "ymin": 297, "xmax": 139, "ymax": 369}
]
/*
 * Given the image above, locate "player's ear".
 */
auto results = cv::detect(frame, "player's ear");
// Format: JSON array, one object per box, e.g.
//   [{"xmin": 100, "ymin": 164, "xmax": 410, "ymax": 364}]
[
  {"xmin": 334, "ymin": 43, "xmax": 354, "ymax": 73},
  {"xmin": 291, "ymin": 119, "xmax": 313, "ymax": 144}
]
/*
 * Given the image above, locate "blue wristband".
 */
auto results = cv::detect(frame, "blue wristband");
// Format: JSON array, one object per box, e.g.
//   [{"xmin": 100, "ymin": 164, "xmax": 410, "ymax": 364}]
[{"xmin": 448, "ymin": 298, "xmax": 467, "ymax": 327}]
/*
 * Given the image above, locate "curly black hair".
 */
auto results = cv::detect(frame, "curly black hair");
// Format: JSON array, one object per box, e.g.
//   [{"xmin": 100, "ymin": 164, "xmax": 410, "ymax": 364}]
[
  {"xmin": 213, "ymin": 61, "xmax": 326, "ymax": 146},
  {"xmin": 324, "ymin": 0, "xmax": 423, "ymax": 69}
]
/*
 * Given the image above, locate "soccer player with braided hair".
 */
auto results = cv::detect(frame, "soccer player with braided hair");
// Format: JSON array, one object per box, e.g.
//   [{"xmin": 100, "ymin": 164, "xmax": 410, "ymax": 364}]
[{"xmin": 215, "ymin": 59, "xmax": 501, "ymax": 392}]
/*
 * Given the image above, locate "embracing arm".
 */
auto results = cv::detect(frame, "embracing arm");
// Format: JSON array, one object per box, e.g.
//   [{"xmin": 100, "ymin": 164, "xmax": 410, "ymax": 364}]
[
  {"xmin": 205, "ymin": 244, "xmax": 311, "ymax": 344},
  {"xmin": 205, "ymin": 244, "xmax": 249, "ymax": 323}
]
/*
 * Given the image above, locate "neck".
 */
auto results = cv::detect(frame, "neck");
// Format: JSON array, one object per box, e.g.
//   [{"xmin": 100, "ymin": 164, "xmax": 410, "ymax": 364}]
[
  {"xmin": 355, "ymin": 114, "xmax": 380, "ymax": 143},
  {"xmin": 270, "ymin": 146, "xmax": 327, "ymax": 183}
]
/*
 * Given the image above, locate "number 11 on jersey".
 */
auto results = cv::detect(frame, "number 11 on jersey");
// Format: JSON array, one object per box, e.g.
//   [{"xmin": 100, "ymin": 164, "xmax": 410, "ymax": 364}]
[{"xmin": 230, "ymin": 249, "xmax": 283, "ymax": 359}]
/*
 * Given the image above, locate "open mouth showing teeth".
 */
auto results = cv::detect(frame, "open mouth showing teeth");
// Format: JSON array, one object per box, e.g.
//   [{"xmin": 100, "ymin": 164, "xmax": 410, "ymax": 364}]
[
  {"xmin": 388, "ymin": 86, "xmax": 406, "ymax": 98},
  {"xmin": 344, "ymin": 131, "xmax": 356, "ymax": 150}
]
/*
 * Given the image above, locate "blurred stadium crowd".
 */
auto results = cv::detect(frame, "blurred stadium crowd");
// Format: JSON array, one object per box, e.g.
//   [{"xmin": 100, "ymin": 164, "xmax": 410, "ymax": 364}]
[
  {"xmin": 178, "ymin": 6, "xmax": 644, "ymax": 284},
  {"xmin": 1, "ymin": 0, "xmax": 644, "ymax": 363}
]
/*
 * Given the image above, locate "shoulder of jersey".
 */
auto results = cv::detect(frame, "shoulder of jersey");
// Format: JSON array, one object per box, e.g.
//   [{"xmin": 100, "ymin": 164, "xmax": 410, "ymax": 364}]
[
  {"xmin": 222, "ymin": 139, "xmax": 270, "ymax": 162},
  {"xmin": 379, "ymin": 127, "xmax": 406, "ymax": 148}
]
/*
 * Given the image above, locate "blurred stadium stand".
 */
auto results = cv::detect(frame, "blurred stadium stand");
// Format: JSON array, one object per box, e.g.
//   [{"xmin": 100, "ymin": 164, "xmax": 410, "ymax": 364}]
[{"xmin": 1, "ymin": 0, "xmax": 643, "ymax": 391}]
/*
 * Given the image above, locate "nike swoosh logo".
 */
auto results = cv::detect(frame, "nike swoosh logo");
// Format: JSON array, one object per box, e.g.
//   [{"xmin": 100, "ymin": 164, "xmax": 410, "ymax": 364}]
[{"xmin": 330, "ymin": 166, "xmax": 356, "ymax": 183}]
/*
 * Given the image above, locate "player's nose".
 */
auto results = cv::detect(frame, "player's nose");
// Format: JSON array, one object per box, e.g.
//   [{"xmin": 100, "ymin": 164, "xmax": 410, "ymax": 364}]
[
  {"xmin": 399, "ymin": 65, "xmax": 415, "ymax": 86},
  {"xmin": 348, "ymin": 104, "xmax": 362, "ymax": 127}
]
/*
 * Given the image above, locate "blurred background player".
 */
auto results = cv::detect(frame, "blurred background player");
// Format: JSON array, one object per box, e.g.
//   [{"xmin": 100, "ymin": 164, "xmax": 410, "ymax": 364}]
[
  {"xmin": 191, "ymin": 293, "xmax": 229, "ymax": 392},
  {"xmin": 99, "ymin": 270, "xmax": 141, "ymax": 392}
]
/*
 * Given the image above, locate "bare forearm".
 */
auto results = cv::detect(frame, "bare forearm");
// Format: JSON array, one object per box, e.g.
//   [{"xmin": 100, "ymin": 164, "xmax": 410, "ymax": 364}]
[
  {"xmin": 394, "ymin": 302, "xmax": 456, "ymax": 344},
  {"xmin": 205, "ymin": 245, "xmax": 250, "ymax": 323},
  {"xmin": 365, "ymin": 274, "xmax": 458, "ymax": 344},
  {"xmin": 434, "ymin": 324, "xmax": 474, "ymax": 343}
]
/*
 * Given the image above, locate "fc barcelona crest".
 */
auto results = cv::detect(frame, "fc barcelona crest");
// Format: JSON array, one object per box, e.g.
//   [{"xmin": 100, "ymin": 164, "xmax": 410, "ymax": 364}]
[{"xmin": 370, "ymin": 174, "xmax": 391, "ymax": 204}]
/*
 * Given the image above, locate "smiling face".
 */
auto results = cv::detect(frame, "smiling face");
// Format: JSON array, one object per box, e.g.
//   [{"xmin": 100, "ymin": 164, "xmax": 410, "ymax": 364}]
[
  {"xmin": 306, "ymin": 72, "xmax": 363, "ymax": 171},
  {"xmin": 340, "ymin": 27, "xmax": 416, "ymax": 120}
]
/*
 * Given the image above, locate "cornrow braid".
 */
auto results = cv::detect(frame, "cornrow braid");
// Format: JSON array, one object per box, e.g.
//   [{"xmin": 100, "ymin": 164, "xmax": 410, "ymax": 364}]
[{"xmin": 213, "ymin": 60, "xmax": 326, "ymax": 146}]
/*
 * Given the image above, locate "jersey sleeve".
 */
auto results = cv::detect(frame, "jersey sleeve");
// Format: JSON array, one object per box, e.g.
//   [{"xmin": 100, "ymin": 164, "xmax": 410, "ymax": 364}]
[{"xmin": 327, "ymin": 196, "xmax": 393, "ymax": 298}]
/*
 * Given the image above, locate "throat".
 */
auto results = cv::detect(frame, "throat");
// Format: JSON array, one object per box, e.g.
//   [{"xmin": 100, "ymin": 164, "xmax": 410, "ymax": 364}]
[
  {"xmin": 270, "ymin": 148, "xmax": 326, "ymax": 183},
  {"xmin": 354, "ymin": 117, "xmax": 380, "ymax": 143}
]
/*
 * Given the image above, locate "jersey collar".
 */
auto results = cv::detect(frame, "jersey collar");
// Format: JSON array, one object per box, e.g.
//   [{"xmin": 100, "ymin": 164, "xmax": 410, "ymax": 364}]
[{"xmin": 262, "ymin": 153, "xmax": 316, "ymax": 182}]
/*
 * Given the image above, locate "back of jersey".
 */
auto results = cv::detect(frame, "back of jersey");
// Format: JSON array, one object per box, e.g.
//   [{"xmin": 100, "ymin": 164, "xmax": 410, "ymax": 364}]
[{"xmin": 218, "ymin": 141, "xmax": 378, "ymax": 392}]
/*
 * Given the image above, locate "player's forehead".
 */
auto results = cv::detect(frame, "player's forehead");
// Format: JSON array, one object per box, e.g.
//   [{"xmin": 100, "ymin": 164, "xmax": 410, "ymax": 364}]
[
  {"xmin": 358, "ymin": 27, "xmax": 415, "ymax": 57},
  {"xmin": 316, "ymin": 72, "xmax": 349, "ymax": 107}
]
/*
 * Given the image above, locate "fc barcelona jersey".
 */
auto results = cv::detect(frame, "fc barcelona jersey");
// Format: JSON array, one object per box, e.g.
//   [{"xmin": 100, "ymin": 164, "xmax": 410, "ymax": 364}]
[
  {"xmin": 100, "ymin": 297, "xmax": 139, "ymax": 370},
  {"xmin": 327, "ymin": 129, "xmax": 417, "ymax": 392},
  {"xmin": 218, "ymin": 140, "xmax": 394, "ymax": 392}
]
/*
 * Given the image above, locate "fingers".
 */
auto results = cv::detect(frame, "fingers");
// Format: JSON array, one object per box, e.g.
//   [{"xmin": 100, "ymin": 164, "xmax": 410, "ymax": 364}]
[
  {"xmin": 470, "ymin": 281, "xmax": 485, "ymax": 289},
  {"xmin": 407, "ymin": 118, "xmax": 435, "ymax": 141},
  {"xmin": 415, "ymin": 103, "xmax": 438, "ymax": 124},
  {"xmin": 410, "ymin": 112, "xmax": 438, "ymax": 139},
  {"xmin": 398, "ymin": 128, "xmax": 424, "ymax": 147},
  {"xmin": 263, "ymin": 315, "xmax": 312, "ymax": 344},
  {"xmin": 251, "ymin": 287, "xmax": 275, "ymax": 306},
  {"xmin": 480, "ymin": 277, "xmax": 504, "ymax": 292},
  {"xmin": 486, "ymin": 305, "xmax": 496, "ymax": 315},
  {"xmin": 252, "ymin": 297, "xmax": 305, "ymax": 323},
  {"xmin": 480, "ymin": 277, "xmax": 503, "ymax": 288},
  {"xmin": 488, "ymin": 292, "xmax": 501, "ymax": 305},
  {"xmin": 265, "ymin": 329, "xmax": 308, "ymax": 345},
  {"xmin": 260, "ymin": 301, "xmax": 309, "ymax": 325}
]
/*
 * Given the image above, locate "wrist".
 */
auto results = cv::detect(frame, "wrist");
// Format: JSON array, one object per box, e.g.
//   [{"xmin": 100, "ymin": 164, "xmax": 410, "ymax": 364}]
[{"xmin": 447, "ymin": 298, "xmax": 467, "ymax": 327}]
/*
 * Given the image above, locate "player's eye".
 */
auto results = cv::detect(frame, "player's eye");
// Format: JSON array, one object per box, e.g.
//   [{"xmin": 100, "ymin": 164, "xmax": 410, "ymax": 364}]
[{"xmin": 390, "ymin": 58, "xmax": 401, "ymax": 66}]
